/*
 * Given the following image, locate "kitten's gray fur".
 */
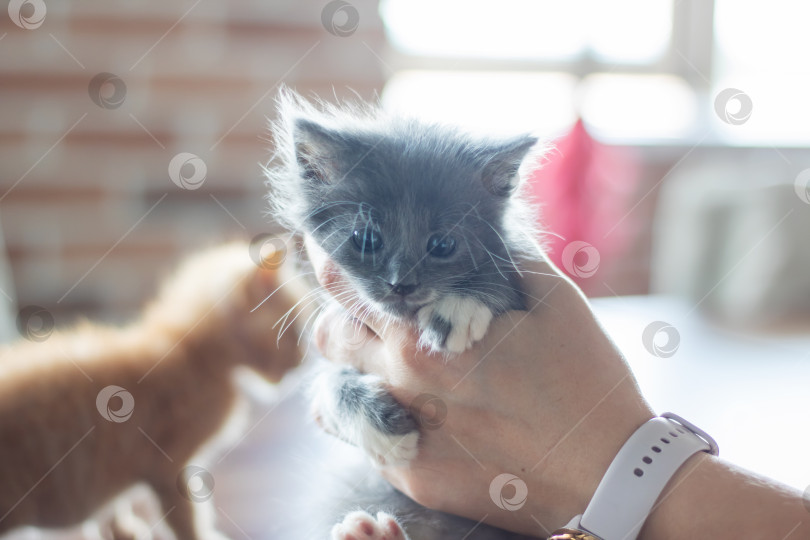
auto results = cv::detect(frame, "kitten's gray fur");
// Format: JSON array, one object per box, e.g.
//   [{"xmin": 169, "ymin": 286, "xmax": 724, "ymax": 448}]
[{"xmin": 265, "ymin": 90, "xmax": 542, "ymax": 539}]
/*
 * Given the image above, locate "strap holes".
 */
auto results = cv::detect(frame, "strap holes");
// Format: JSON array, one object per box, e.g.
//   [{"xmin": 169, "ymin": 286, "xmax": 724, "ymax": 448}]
[
  {"xmin": 661, "ymin": 437, "xmax": 670, "ymax": 444},
  {"xmin": 642, "ymin": 456, "xmax": 652, "ymax": 464},
  {"xmin": 652, "ymin": 446, "xmax": 661, "ymax": 453},
  {"xmin": 669, "ymin": 431, "xmax": 679, "ymax": 437},
  {"xmin": 634, "ymin": 468, "xmax": 644, "ymax": 477}
]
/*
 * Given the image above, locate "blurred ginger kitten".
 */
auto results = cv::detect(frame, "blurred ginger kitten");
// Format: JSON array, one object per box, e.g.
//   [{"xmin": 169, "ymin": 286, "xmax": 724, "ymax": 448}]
[{"xmin": 0, "ymin": 242, "xmax": 304, "ymax": 540}]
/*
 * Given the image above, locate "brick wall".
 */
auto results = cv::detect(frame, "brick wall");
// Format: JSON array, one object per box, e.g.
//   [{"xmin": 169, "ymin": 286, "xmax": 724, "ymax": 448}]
[{"xmin": 0, "ymin": 0, "xmax": 386, "ymax": 324}]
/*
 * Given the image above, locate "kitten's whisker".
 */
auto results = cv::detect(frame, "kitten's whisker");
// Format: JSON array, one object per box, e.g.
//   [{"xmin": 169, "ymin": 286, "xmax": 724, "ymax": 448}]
[
  {"xmin": 305, "ymin": 294, "xmax": 359, "ymax": 344},
  {"xmin": 278, "ymin": 286, "xmax": 357, "ymax": 342},
  {"xmin": 272, "ymin": 286, "xmax": 326, "ymax": 329},
  {"xmin": 251, "ymin": 270, "xmax": 317, "ymax": 313},
  {"xmin": 276, "ymin": 294, "xmax": 325, "ymax": 341},
  {"xmin": 464, "ymin": 229, "xmax": 525, "ymax": 281},
  {"xmin": 293, "ymin": 201, "xmax": 362, "ymax": 231},
  {"xmin": 319, "ymin": 224, "xmax": 349, "ymax": 247},
  {"xmin": 360, "ymin": 218, "xmax": 370, "ymax": 264},
  {"xmin": 353, "ymin": 298, "xmax": 377, "ymax": 327},
  {"xmin": 501, "ymin": 268, "xmax": 561, "ymax": 279},
  {"xmin": 273, "ymin": 282, "xmax": 354, "ymax": 338},
  {"xmin": 451, "ymin": 221, "xmax": 511, "ymax": 281},
  {"xmin": 296, "ymin": 302, "xmax": 330, "ymax": 346},
  {"xmin": 297, "ymin": 289, "xmax": 360, "ymax": 346},
  {"xmin": 478, "ymin": 242, "xmax": 509, "ymax": 280},
  {"xmin": 327, "ymin": 234, "xmax": 354, "ymax": 260},
  {"xmin": 309, "ymin": 212, "xmax": 362, "ymax": 237},
  {"xmin": 461, "ymin": 234, "xmax": 479, "ymax": 272},
  {"xmin": 470, "ymin": 206, "xmax": 522, "ymax": 277}
]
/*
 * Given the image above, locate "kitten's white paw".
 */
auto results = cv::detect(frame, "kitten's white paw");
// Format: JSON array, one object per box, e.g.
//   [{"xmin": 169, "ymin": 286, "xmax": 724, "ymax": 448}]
[
  {"xmin": 417, "ymin": 296, "xmax": 493, "ymax": 353},
  {"xmin": 331, "ymin": 511, "xmax": 408, "ymax": 540}
]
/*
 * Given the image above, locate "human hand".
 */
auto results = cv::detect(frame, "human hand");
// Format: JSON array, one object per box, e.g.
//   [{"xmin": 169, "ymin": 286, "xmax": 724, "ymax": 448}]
[{"xmin": 313, "ymin": 253, "xmax": 654, "ymax": 536}]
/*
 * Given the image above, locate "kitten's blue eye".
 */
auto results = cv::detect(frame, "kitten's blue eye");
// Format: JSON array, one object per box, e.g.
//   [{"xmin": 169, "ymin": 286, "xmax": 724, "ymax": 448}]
[
  {"xmin": 352, "ymin": 229, "xmax": 384, "ymax": 253},
  {"xmin": 427, "ymin": 234, "xmax": 456, "ymax": 257}
]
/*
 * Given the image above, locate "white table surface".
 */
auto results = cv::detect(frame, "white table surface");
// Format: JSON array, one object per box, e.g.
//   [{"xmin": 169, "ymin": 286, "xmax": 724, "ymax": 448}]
[{"xmin": 591, "ymin": 295, "xmax": 810, "ymax": 494}]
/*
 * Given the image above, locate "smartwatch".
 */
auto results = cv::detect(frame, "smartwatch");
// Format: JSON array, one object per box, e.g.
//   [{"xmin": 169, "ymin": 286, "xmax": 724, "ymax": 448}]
[{"xmin": 549, "ymin": 413, "xmax": 719, "ymax": 540}]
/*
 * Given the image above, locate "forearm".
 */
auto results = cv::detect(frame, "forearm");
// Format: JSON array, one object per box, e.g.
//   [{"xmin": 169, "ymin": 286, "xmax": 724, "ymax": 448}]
[{"xmin": 641, "ymin": 453, "xmax": 807, "ymax": 539}]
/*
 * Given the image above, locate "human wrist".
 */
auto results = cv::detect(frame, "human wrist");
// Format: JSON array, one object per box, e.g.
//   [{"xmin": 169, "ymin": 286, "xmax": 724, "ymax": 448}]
[
  {"xmin": 640, "ymin": 452, "xmax": 806, "ymax": 539},
  {"xmin": 522, "ymin": 393, "xmax": 654, "ymax": 534},
  {"xmin": 569, "ymin": 395, "xmax": 656, "ymax": 522},
  {"xmin": 638, "ymin": 452, "xmax": 714, "ymax": 540},
  {"xmin": 548, "ymin": 411, "xmax": 724, "ymax": 540}
]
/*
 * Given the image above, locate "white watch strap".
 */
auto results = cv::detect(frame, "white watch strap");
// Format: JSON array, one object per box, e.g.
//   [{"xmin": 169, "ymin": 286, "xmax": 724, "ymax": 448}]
[{"xmin": 577, "ymin": 413, "xmax": 719, "ymax": 540}]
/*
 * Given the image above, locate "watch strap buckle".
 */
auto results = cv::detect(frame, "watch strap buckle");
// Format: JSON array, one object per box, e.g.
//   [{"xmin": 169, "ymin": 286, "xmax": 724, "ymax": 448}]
[{"xmin": 661, "ymin": 412, "xmax": 719, "ymax": 456}]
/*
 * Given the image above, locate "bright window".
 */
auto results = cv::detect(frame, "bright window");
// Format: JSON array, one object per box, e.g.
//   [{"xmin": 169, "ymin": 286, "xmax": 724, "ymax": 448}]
[
  {"xmin": 380, "ymin": 0, "xmax": 672, "ymax": 64},
  {"xmin": 380, "ymin": 0, "xmax": 687, "ymax": 141},
  {"xmin": 380, "ymin": 0, "xmax": 810, "ymax": 145},
  {"xmin": 381, "ymin": 71, "xmax": 578, "ymax": 137},
  {"xmin": 713, "ymin": 0, "xmax": 810, "ymax": 145}
]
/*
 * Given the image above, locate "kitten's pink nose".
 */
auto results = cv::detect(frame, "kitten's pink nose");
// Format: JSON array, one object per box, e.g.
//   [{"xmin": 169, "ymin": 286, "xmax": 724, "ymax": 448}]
[{"xmin": 389, "ymin": 282, "xmax": 418, "ymax": 296}]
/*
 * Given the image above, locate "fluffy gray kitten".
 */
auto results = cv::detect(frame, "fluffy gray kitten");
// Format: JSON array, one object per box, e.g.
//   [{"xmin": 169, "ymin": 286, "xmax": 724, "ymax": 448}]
[{"xmin": 266, "ymin": 91, "xmax": 541, "ymax": 540}]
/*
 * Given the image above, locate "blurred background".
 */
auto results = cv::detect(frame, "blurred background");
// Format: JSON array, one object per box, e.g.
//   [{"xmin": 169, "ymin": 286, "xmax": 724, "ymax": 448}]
[
  {"xmin": 2, "ymin": 0, "xmax": 809, "ymax": 326},
  {"xmin": 2, "ymin": 0, "xmax": 810, "ymax": 538}
]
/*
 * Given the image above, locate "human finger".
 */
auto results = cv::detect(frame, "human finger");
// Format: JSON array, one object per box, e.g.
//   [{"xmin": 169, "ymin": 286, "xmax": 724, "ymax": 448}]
[{"xmin": 313, "ymin": 304, "xmax": 387, "ymax": 375}]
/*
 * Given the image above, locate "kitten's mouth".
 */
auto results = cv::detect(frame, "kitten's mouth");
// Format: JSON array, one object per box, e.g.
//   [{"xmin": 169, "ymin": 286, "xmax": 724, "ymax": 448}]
[
  {"xmin": 385, "ymin": 302, "xmax": 424, "ymax": 318},
  {"xmin": 376, "ymin": 293, "xmax": 434, "ymax": 318}
]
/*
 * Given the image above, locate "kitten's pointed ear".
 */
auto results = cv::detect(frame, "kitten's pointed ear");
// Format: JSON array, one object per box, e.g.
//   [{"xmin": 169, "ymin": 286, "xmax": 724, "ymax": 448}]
[
  {"xmin": 292, "ymin": 118, "xmax": 344, "ymax": 184},
  {"xmin": 481, "ymin": 135, "xmax": 538, "ymax": 197}
]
